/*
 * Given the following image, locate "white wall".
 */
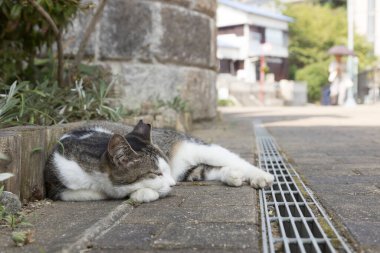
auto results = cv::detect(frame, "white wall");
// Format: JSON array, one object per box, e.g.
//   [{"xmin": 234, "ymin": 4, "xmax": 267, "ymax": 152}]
[
  {"xmin": 353, "ymin": 0, "xmax": 380, "ymax": 57},
  {"xmin": 217, "ymin": 5, "xmax": 249, "ymax": 27},
  {"xmin": 217, "ymin": 5, "xmax": 289, "ymax": 30},
  {"xmin": 374, "ymin": 2, "xmax": 380, "ymax": 56}
]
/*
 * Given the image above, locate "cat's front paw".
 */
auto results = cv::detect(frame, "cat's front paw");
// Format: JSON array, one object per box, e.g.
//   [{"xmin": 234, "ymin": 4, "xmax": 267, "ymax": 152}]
[
  {"xmin": 221, "ymin": 167, "xmax": 244, "ymax": 187},
  {"xmin": 130, "ymin": 188, "xmax": 159, "ymax": 203},
  {"xmin": 250, "ymin": 171, "xmax": 274, "ymax": 189}
]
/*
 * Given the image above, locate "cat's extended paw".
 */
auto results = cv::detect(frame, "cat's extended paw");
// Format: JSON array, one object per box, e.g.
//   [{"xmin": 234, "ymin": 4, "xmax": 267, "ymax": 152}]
[
  {"xmin": 250, "ymin": 171, "xmax": 274, "ymax": 189},
  {"xmin": 221, "ymin": 167, "xmax": 244, "ymax": 187},
  {"xmin": 130, "ymin": 188, "xmax": 159, "ymax": 203},
  {"xmin": 168, "ymin": 176, "xmax": 176, "ymax": 186}
]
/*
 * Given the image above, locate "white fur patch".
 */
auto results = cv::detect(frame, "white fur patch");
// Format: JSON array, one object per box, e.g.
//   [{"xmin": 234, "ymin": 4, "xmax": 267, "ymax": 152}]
[
  {"xmin": 53, "ymin": 153, "xmax": 93, "ymax": 190},
  {"xmin": 205, "ymin": 169, "xmax": 221, "ymax": 181},
  {"xmin": 92, "ymin": 127, "xmax": 112, "ymax": 134},
  {"xmin": 157, "ymin": 157, "xmax": 176, "ymax": 186},
  {"xmin": 79, "ymin": 132, "xmax": 94, "ymax": 139},
  {"xmin": 170, "ymin": 141, "xmax": 274, "ymax": 188},
  {"xmin": 60, "ymin": 134, "xmax": 72, "ymax": 140}
]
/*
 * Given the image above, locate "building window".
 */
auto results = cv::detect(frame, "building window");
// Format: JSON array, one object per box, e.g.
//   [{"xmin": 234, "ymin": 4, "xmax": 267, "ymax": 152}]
[
  {"xmin": 265, "ymin": 28, "xmax": 285, "ymax": 47},
  {"xmin": 218, "ymin": 59, "xmax": 244, "ymax": 75},
  {"xmin": 250, "ymin": 25, "xmax": 265, "ymax": 43},
  {"xmin": 218, "ymin": 25, "xmax": 244, "ymax": 36}
]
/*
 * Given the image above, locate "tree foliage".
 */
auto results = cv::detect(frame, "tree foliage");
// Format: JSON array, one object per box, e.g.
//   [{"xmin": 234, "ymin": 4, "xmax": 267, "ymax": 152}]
[
  {"xmin": 284, "ymin": 3, "xmax": 377, "ymax": 102},
  {"xmin": 0, "ymin": 0, "xmax": 81, "ymax": 83},
  {"xmin": 0, "ymin": 2, "xmax": 126, "ymax": 127},
  {"xmin": 0, "ymin": 65, "xmax": 124, "ymax": 128}
]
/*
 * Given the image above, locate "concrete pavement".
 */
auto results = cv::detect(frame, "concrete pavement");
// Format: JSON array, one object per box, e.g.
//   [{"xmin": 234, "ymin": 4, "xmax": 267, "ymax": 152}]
[
  {"xmin": 222, "ymin": 105, "xmax": 380, "ymax": 253},
  {"xmin": 1, "ymin": 105, "xmax": 379, "ymax": 252},
  {"xmin": 0, "ymin": 113, "xmax": 261, "ymax": 253}
]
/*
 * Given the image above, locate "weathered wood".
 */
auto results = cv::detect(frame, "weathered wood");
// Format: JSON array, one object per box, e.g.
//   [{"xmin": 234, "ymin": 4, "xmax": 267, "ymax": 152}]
[
  {"xmin": 0, "ymin": 132, "xmax": 22, "ymax": 197},
  {"xmin": 6, "ymin": 126, "xmax": 47, "ymax": 201},
  {"xmin": 44, "ymin": 125, "xmax": 67, "ymax": 157}
]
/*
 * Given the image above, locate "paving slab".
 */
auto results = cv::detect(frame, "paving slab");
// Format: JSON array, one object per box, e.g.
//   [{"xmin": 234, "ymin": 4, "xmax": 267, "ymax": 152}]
[
  {"xmin": 152, "ymin": 222, "xmax": 258, "ymax": 250},
  {"xmin": 0, "ymin": 201, "xmax": 123, "ymax": 252}
]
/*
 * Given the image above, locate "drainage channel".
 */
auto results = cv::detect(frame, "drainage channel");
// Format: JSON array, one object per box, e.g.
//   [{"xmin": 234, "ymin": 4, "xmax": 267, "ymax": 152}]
[{"xmin": 254, "ymin": 122, "xmax": 352, "ymax": 253}]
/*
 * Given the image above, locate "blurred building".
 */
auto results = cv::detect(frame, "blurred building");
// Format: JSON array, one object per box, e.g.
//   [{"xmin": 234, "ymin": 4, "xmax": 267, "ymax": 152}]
[
  {"xmin": 217, "ymin": 0, "xmax": 293, "ymax": 82},
  {"xmin": 352, "ymin": 0, "xmax": 380, "ymax": 57}
]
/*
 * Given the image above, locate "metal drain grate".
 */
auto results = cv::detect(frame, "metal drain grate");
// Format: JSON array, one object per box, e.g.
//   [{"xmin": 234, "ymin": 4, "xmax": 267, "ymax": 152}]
[{"xmin": 254, "ymin": 122, "xmax": 352, "ymax": 253}]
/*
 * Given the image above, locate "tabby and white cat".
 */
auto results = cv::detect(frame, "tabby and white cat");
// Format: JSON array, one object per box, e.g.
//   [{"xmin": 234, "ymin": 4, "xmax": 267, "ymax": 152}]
[{"xmin": 45, "ymin": 120, "xmax": 274, "ymax": 203}]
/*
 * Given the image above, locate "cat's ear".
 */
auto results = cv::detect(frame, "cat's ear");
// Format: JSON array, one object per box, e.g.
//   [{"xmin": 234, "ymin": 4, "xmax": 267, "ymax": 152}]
[
  {"xmin": 107, "ymin": 134, "xmax": 137, "ymax": 162},
  {"xmin": 132, "ymin": 120, "xmax": 152, "ymax": 143}
]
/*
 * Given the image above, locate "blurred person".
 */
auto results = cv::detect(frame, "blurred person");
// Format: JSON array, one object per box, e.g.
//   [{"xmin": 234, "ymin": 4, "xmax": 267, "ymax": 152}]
[{"xmin": 328, "ymin": 55, "xmax": 353, "ymax": 105}]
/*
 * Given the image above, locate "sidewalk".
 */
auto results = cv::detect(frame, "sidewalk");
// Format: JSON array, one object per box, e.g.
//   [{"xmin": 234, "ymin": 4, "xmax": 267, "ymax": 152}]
[
  {"xmin": 1, "ymin": 105, "xmax": 379, "ymax": 253},
  {"xmin": 222, "ymin": 105, "xmax": 380, "ymax": 253},
  {"xmin": 0, "ymin": 115, "xmax": 261, "ymax": 252}
]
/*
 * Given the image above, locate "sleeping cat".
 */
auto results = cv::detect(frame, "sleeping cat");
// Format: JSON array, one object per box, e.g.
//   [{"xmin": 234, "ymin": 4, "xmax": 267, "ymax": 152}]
[{"xmin": 44, "ymin": 120, "xmax": 274, "ymax": 203}]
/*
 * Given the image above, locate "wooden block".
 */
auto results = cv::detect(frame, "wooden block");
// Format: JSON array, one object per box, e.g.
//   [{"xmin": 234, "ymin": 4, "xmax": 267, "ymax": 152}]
[
  {"xmin": 1, "ymin": 121, "xmax": 102, "ymax": 201},
  {"xmin": 45, "ymin": 125, "xmax": 66, "ymax": 157},
  {"xmin": 7, "ymin": 126, "xmax": 47, "ymax": 201},
  {"xmin": 0, "ymin": 131, "xmax": 22, "ymax": 197}
]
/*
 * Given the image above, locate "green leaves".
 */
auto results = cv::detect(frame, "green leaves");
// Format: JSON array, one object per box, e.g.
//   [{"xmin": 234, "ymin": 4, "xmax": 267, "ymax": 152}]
[
  {"xmin": 11, "ymin": 230, "xmax": 34, "ymax": 247},
  {"xmin": 0, "ymin": 0, "xmax": 80, "ymax": 83},
  {"xmin": 0, "ymin": 65, "xmax": 124, "ymax": 128},
  {"xmin": 284, "ymin": 3, "xmax": 377, "ymax": 101},
  {"xmin": 10, "ymin": 5, "xmax": 22, "ymax": 19}
]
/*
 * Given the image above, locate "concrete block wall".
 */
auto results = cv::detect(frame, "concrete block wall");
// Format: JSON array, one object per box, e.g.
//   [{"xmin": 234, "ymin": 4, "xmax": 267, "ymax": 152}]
[{"xmin": 64, "ymin": 0, "xmax": 217, "ymax": 120}]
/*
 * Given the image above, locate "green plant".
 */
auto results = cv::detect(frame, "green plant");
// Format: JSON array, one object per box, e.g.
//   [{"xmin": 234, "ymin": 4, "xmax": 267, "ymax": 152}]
[
  {"xmin": 295, "ymin": 61, "xmax": 329, "ymax": 102},
  {"xmin": 284, "ymin": 3, "xmax": 377, "ymax": 101},
  {"xmin": 11, "ymin": 230, "xmax": 34, "ymax": 247},
  {"xmin": 218, "ymin": 99, "xmax": 234, "ymax": 107},
  {"xmin": 0, "ymin": 0, "xmax": 83, "ymax": 84},
  {"xmin": 0, "ymin": 70, "xmax": 124, "ymax": 128},
  {"xmin": 0, "ymin": 173, "xmax": 13, "ymax": 182},
  {"xmin": 2, "ymin": 213, "xmax": 32, "ymax": 230},
  {"xmin": 0, "ymin": 170, "xmax": 34, "ymax": 248},
  {"xmin": 157, "ymin": 96, "xmax": 189, "ymax": 113}
]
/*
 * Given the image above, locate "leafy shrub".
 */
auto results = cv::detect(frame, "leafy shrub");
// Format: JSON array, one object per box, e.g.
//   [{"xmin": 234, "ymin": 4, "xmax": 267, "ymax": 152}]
[
  {"xmin": 156, "ymin": 96, "xmax": 189, "ymax": 113},
  {"xmin": 0, "ymin": 0, "xmax": 83, "ymax": 83},
  {"xmin": 218, "ymin": 99, "xmax": 234, "ymax": 107},
  {"xmin": 0, "ymin": 77, "xmax": 124, "ymax": 128},
  {"xmin": 285, "ymin": 3, "xmax": 377, "ymax": 102},
  {"xmin": 295, "ymin": 61, "xmax": 329, "ymax": 102}
]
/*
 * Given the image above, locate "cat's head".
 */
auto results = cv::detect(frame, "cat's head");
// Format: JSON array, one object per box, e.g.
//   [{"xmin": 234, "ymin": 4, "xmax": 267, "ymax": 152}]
[{"xmin": 106, "ymin": 120, "xmax": 173, "ymax": 186}]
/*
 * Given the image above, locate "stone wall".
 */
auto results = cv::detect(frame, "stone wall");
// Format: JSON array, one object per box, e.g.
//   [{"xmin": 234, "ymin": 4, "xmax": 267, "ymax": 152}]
[{"xmin": 64, "ymin": 0, "xmax": 217, "ymax": 120}]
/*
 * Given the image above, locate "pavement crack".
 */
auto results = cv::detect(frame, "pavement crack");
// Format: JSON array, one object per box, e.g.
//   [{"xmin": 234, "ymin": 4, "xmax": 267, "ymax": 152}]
[{"xmin": 62, "ymin": 202, "xmax": 135, "ymax": 253}]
